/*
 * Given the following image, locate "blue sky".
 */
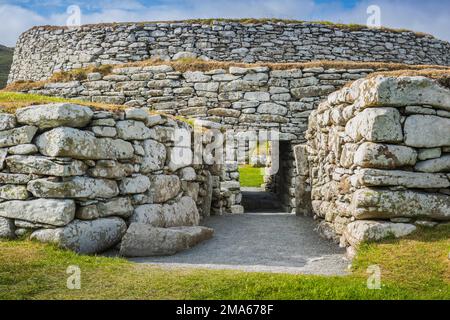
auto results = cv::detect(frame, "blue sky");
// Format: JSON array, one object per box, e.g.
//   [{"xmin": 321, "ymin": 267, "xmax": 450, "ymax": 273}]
[{"xmin": 0, "ymin": 0, "xmax": 449, "ymax": 46}]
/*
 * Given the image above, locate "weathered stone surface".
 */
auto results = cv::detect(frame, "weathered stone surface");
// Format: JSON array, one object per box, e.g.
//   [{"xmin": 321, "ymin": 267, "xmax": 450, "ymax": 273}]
[
  {"xmin": 148, "ymin": 175, "xmax": 180, "ymax": 203},
  {"xmin": 340, "ymin": 143, "xmax": 358, "ymax": 168},
  {"xmin": 180, "ymin": 167, "xmax": 196, "ymax": 181},
  {"xmin": 345, "ymin": 108, "xmax": 402, "ymax": 142},
  {"xmin": 97, "ymin": 197, "xmax": 134, "ymax": 218},
  {"xmin": 116, "ymin": 120, "xmax": 152, "ymax": 140},
  {"xmin": 0, "ymin": 148, "xmax": 6, "ymax": 170},
  {"xmin": 0, "ymin": 173, "xmax": 31, "ymax": 184},
  {"xmin": 76, "ymin": 204, "xmax": 99, "ymax": 220},
  {"xmin": 344, "ymin": 220, "xmax": 416, "ymax": 247},
  {"xmin": 0, "ymin": 217, "xmax": 15, "ymax": 239},
  {"xmin": 0, "ymin": 185, "xmax": 29, "ymax": 200},
  {"xmin": 0, "ymin": 114, "xmax": 16, "ymax": 131},
  {"xmin": 119, "ymin": 175, "xmax": 151, "ymax": 194},
  {"xmin": 16, "ymin": 103, "xmax": 93, "ymax": 129},
  {"xmin": 415, "ymin": 155, "xmax": 450, "ymax": 173},
  {"xmin": 404, "ymin": 115, "xmax": 450, "ymax": 148},
  {"xmin": 353, "ymin": 142, "xmax": 417, "ymax": 169},
  {"xmin": 293, "ymin": 144, "xmax": 309, "ymax": 175},
  {"xmin": 257, "ymin": 103, "xmax": 287, "ymax": 115},
  {"xmin": 129, "ymin": 204, "xmax": 164, "ymax": 227},
  {"xmin": 0, "ymin": 198, "xmax": 75, "ymax": 226},
  {"xmin": 27, "ymin": 177, "xmax": 119, "ymax": 199},
  {"xmin": 357, "ymin": 76, "xmax": 450, "ymax": 110},
  {"xmin": 36, "ymin": 127, "xmax": 134, "ymax": 160},
  {"xmin": 30, "ymin": 217, "xmax": 126, "ymax": 254},
  {"xmin": 0, "ymin": 126, "xmax": 38, "ymax": 148},
  {"xmin": 168, "ymin": 147, "xmax": 193, "ymax": 172},
  {"xmin": 87, "ymin": 160, "xmax": 134, "ymax": 179},
  {"xmin": 8, "ymin": 144, "xmax": 38, "ymax": 155},
  {"xmin": 351, "ymin": 188, "xmax": 450, "ymax": 221},
  {"xmin": 352, "ymin": 169, "xmax": 450, "ymax": 189},
  {"xmin": 140, "ymin": 139, "xmax": 166, "ymax": 173},
  {"xmin": 162, "ymin": 196, "xmax": 200, "ymax": 227},
  {"xmin": 418, "ymin": 148, "xmax": 441, "ymax": 161},
  {"xmin": 6, "ymin": 155, "xmax": 87, "ymax": 176},
  {"xmin": 119, "ymin": 224, "xmax": 213, "ymax": 257}
]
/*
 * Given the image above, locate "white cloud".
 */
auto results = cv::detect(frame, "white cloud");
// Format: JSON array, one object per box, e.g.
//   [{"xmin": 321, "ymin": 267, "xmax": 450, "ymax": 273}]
[{"xmin": 0, "ymin": 0, "xmax": 449, "ymax": 47}]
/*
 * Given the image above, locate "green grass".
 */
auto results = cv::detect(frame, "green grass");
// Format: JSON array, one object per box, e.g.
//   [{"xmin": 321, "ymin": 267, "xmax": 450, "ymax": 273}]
[
  {"xmin": 0, "ymin": 45, "xmax": 13, "ymax": 89},
  {"xmin": 239, "ymin": 165, "xmax": 265, "ymax": 188},
  {"xmin": 0, "ymin": 224, "xmax": 448, "ymax": 299}
]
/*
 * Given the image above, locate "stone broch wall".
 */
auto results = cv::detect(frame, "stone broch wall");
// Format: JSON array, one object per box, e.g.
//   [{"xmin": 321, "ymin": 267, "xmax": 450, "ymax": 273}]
[
  {"xmin": 9, "ymin": 21, "xmax": 450, "ymax": 83},
  {"xmin": 306, "ymin": 75, "xmax": 450, "ymax": 255},
  {"xmin": 21, "ymin": 64, "xmax": 386, "ymax": 213},
  {"xmin": 0, "ymin": 103, "xmax": 221, "ymax": 256}
]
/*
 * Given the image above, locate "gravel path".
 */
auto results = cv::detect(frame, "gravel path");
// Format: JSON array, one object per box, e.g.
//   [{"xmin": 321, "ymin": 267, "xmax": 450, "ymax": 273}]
[{"xmin": 130, "ymin": 212, "xmax": 349, "ymax": 275}]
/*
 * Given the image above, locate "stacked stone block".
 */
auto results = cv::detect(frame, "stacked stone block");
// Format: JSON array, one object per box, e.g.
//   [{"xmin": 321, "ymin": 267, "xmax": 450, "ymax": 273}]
[
  {"xmin": 306, "ymin": 75, "xmax": 450, "ymax": 254},
  {"xmin": 0, "ymin": 103, "xmax": 215, "ymax": 256}
]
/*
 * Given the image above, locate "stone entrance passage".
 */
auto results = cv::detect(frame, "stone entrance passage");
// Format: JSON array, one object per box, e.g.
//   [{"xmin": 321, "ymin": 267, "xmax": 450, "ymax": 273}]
[
  {"xmin": 129, "ymin": 213, "xmax": 348, "ymax": 275},
  {"xmin": 241, "ymin": 187, "xmax": 283, "ymax": 213}
]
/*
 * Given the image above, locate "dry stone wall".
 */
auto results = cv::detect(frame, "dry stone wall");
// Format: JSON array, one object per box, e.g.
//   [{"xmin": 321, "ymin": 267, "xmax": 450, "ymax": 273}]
[
  {"xmin": 20, "ymin": 64, "xmax": 386, "ymax": 213},
  {"xmin": 9, "ymin": 21, "xmax": 450, "ymax": 83},
  {"xmin": 306, "ymin": 75, "xmax": 450, "ymax": 255},
  {"xmin": 0, "ymin": 103, "xmax": 218, "ymax": 256}
]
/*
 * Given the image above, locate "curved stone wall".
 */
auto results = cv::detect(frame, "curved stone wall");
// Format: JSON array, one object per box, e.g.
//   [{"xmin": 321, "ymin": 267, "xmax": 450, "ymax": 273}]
[
  {"xmin": 8, "ymin": 20, "xmax": 450, "ymax": 83},
  {"xmin": 305, "ymin": 75, "xmax": 450, "ymax": 255}
]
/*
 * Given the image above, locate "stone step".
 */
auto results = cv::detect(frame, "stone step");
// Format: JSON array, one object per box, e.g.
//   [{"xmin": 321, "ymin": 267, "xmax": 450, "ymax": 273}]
[{"xmin": 119, "ymin": 224, "xmax": 214, "ymax": 257}]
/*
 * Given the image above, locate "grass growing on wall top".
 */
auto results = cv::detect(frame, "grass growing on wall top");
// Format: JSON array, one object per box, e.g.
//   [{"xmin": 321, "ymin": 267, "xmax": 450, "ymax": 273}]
[
  {"xmin": 31, "ymin": 18, "xmax": 434, "ymax": 38},
  {"xmin": 0, "ymin": 224, "xmax": 449, "ymax": 299},
  {"xmin": 5, "ymin": 59, "xmax": 450, "ymax": 93},
  {"xmin": 0, "ymin": 92, "xmax": 127, "ymax": 113}
]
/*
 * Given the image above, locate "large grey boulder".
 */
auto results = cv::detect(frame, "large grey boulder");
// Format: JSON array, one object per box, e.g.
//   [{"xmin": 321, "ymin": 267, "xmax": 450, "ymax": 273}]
[
  {"xmin": 27, "ymin": 177, "xmax": 119, "ymax": 199},
  {"xmin": 148, "ymin": 175, "xmax": 180, "ymax": 203},
  {"xmin": 119, "ymin": 224, "xmax": 214, "ymax": 257},
  {"xmin": 356, "ymin": 76, "xmax": 450, "ymax": 110},
  {"xmin": 351, "ymin": 188, "xmax": 450, "ymax": 221},
  {"xmin": 354, "ymin": 142, "xmax": 417, "ymax": 169},
  {"xmin": 16, "ymin": 103, "xmax": 93, "ymax": 129},
  {"xmin": 0, "ymin": 217, "xmax": 15, "ymax": 239},
  {"xmin": 0, "ymin": 126, "xmax": 38, "ymax": 148},
  {"xmin": 116, "ymin": 120, "xmax": 152, "ymax": 140},
  {"xmin": 6, "ymin": 155, "xmax": 87, "ymax": 176},
  {"xmin": 404, "ymin": 115, "xmax": 450, "ymax": 148},
  {"xmin": 129, "ymin": 204, "xmax": 164, "ymax": 227},
  {"xmin": 30, "ymin": 217, "xmax": 126, "ymax": 254},
  {"xmin": 345, "ymin": 108, "xmax": 403, "ymax": 143},
  {"xmin": 344, "ymin": 220, "xmax": 416, "ymax": 247},
  {"xmin": 87, "ymin": 160, "xmax": 134, "ymax": 179},
  {"xmin": 352, "ymin": 169, "xmax": 450, "ymax": 189},
  {"xmin": 36, "ymin": 127, "xmax": 134, "ymax": 160},
  {"xmin": 162, "ymin": 196, "xmax": 200, "ymax": 227},
  {"xmin": 415, "ymin": 155, "xmax": 450, "ymax": 173},
  {"xmin": 140, "ymin": 139, "xmax": 166, "ymax": 173},
  {"xmin": 97, "ymin": 197, "xmax": 134, "ymax": 218},
  {"xmin": 0, "ymin": 113, "xmax": 16, "ymax": 131},
  {"xmin": 0, "ymin": 198, "xmax": 75, "ymax": 226},
  {"xmin": 119, "ymin": 174, "xmax": 151, "ymax": 194}
]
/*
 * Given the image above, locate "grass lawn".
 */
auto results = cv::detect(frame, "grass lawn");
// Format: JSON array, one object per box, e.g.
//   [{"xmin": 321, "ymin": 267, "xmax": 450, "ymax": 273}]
[
  {"xmin": 0, "ymin": 224, "xmax": 448, "ymax": 300},
  {"xmin": 239, "ymin": 165, "xmax": 265, "ymax": 188}
]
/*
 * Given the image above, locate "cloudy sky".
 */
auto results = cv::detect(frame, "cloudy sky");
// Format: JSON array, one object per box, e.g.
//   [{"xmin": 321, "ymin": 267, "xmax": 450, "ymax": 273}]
[{"xmin": 0, "ymin": 0, "xmax": 449, "ymax": 46}]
